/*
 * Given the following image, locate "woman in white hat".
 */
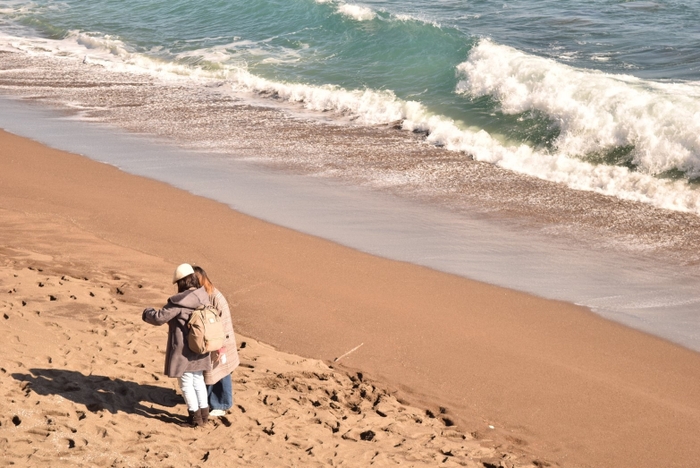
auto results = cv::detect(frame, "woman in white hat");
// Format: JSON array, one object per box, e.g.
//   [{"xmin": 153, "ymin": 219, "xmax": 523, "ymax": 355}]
[{"xmin": 142, "ymin": 263, "xmax": 212, "ymax": 427}]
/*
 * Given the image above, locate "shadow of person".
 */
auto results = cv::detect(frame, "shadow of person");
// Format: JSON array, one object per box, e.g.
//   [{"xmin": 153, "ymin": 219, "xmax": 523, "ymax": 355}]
[{"xmin": 12, "ymin": 368, "xmax": 186, "ymax": 425}]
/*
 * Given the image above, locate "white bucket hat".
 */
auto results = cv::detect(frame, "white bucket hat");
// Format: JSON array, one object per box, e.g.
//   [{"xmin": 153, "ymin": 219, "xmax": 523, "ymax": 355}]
[{"xmin": 173, "ymin": 263, "xmax": 195, "ymax": 283}]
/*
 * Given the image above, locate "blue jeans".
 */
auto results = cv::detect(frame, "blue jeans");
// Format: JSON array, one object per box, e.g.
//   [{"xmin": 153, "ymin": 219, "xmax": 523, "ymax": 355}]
[{"xmin": 207, "ymin": 373, "xmax": 233, "ymax": 411}]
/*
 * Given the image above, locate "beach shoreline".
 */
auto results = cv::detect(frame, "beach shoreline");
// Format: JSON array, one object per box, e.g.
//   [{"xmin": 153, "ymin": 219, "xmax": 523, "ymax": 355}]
[
  {"xmin": 4, "ymin": 90, "xmax": 700, "ymax": 354},
  {"xmin": 3, "ymin": 129, "xmax": 700, "ymax": 467}
]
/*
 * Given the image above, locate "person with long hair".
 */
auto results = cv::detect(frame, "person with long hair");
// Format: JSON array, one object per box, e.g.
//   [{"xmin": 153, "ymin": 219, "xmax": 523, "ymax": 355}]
[
  {"xmin": 142, "ymin": 263, "xmax": 212, "ymax": 427},
  {"xmin": 193, "ymin": 266, "xmax": 240, "ymax": 417}
]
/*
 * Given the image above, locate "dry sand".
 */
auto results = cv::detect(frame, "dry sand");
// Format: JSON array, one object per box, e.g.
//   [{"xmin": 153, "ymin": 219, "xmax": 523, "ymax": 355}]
[
  {"xmin": 0, "ymin": 262, "xmax": 506, "ymax": 467},
  {"xmin": 2, "ymin": 129, "xmax": 700, "ymax": 468}
]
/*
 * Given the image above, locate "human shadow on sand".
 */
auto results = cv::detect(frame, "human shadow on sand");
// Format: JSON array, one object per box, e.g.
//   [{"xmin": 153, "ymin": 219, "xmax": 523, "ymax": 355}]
[{"xmin": 13, "ymin": 368, "xmax": 186, "ymax": 425}]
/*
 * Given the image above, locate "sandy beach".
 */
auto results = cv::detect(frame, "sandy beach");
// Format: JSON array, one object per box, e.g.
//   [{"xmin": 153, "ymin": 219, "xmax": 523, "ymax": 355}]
[
  {"xmin": 2, "ymin": 128, "xmax": 700, "ymax": 468},
  {"xmin": 0, "ymin": 249, "xmax": 502, "ymax": 467}
]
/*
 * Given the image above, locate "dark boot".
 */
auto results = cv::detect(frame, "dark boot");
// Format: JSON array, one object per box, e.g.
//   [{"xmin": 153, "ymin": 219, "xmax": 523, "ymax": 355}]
[
  {"xmin": 200, "ymin": 407, "xmax": 209, "ymax": 425},
  {"xmin": 187, "ymin": 409, "xmax": 204, "ymax": 427}
]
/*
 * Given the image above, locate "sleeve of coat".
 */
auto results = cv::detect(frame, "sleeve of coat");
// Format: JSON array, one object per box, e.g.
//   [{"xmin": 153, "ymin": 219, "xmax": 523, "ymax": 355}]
[{"xmin": 142, "ymin": 302, "xmax": 180, "ymax": 326}]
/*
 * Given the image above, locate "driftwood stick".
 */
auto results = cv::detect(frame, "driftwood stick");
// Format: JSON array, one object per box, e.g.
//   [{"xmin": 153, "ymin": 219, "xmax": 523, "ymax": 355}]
[{"xmin": 333, "ymin": 343, "xmax": 364, "ymax": 362}]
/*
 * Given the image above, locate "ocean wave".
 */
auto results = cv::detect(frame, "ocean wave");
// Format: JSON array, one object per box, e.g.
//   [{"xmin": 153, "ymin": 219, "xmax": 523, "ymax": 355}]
[
  {"xmin": 71, "ymin": 31, "xmax": 133, "ymax": 59},
  {"xmin": 416, "ymin": 116, "xmax": 700, "ymax": 213},
  {"xmin": 456, "ymin": 39, "xmax": 700, "ymax": 179}
]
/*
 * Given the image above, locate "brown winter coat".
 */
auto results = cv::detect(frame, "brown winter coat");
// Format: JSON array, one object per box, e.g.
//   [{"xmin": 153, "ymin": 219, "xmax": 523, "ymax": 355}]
[
  {"xmin": 142, "ymin": 287, "xmax": 212, "ymax": 378},
  {"xmin": 203, "ymin": 288, "xmax": 240, "ymax": 385}
]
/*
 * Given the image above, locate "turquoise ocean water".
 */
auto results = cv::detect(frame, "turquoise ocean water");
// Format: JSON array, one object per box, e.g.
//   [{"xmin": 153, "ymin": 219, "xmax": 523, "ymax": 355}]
[
  {"xmin": 2, "ymin": 0, "xmax": 700, "ymax": 210},
  {"xmin": 2, "ymin": 0, "xmax": 700, "ymax": 349}
]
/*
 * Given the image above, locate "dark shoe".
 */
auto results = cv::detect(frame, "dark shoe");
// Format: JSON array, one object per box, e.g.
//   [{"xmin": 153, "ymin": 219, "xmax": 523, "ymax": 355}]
[
  {"xmin": 200, "ymin": 407, "xmax": 209, "ymax": 425},
  {"xmin": 187, "ymin": 409, "xmax": 204, "ymax": 427}
]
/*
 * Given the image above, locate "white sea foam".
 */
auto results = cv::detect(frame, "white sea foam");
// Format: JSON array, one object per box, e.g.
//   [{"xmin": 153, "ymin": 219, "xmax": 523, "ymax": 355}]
[
  {"xmin": 337, "ymin": 3, "xmax": 376, "ymax": 21},
  {"xmin": 314, "ymin": 0, "xmax": 377, "ymax": 21},
  {"xmin": 393, "ymin": 13, "xmax": 442, "ymax": 28},
  {"xmin": 175, "ymin": 40, "xmax": 303, "ymax": 67},
  {"xmin": 0, "ymin": 30, "xmax": 227, "ymax": 80},
  {"xmin": 71, "ymin": 31, "xmax": 132, "ymax": 58},
  {"xmin": 414, "ymin": 116, "xmax": 700, "ymax": 213},
  {"xmin": 227, "ymin": 68, "xmax": 409, "ymax": 124}
]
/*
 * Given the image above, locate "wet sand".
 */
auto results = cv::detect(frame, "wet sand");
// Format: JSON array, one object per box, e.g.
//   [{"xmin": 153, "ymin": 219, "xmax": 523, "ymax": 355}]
[{"xmin": 2, "ymin": 129, "xmax": 700, "ymax": 468}]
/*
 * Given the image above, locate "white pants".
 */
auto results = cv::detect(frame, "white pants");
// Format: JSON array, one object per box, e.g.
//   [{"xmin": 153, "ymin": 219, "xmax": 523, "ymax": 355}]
[{"xmin": 179, "ymin": 371, "xmax": 208, "ymax": 412}]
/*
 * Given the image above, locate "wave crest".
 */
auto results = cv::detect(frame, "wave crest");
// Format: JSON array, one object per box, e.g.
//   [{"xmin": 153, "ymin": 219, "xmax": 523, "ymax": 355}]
[
  {"xmin": 455, "ymin": 39, "xmax": 700, "ymax": 179},
  {"xmin": 337, "ymin": 4, "xmax": 377, "ymax": 22}
]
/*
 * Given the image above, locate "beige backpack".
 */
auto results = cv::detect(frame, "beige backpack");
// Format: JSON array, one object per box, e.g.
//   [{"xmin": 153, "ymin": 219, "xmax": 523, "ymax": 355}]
[{"xmin": 187, "ymin": 305, "xmax": 225, "ymax": 354}]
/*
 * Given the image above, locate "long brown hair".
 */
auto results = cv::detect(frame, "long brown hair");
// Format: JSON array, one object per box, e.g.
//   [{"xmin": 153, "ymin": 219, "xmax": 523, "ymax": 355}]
[{"xmin": 193, "ymin": 266, "xmax": 214, "ymax": 295}]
